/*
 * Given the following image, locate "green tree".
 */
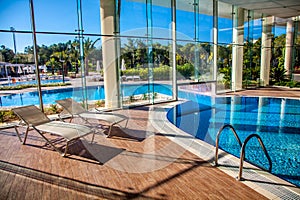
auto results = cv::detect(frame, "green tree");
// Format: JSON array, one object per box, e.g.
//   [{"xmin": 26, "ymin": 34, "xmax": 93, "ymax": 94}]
[
  {"xmin": 0, "ymin": 45, "xmax": 15, "ymax": 62},
  {"xmin": 271, "ymin": 57, "xmax": 287, "ymax": 83},
  {"xmin": 135, "ymin": 39, "xmax": 147, "ymax": 68},
  {"xmin": 121, "ymin": 38, "xmax": 137, "ymax": 68},
  {"xmin": 84, "ymin": 38, "xmax": 100, "ymax": 75}
]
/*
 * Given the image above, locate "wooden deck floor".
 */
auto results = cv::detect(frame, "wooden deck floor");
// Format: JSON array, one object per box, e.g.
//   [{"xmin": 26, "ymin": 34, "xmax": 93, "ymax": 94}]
[
  {"xmin": 0, "ymin": 106, "xmax": 269, "ymax": 200},
  {"xmin": 225, "ymin": 86, "xmax": 300, "ymax": 98}
]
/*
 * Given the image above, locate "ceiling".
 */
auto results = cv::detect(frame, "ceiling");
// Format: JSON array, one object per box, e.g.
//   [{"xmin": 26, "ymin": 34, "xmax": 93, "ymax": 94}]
[
  {"xmin": 129, "ymin": 0, "xmax": 300, "ymax": 19},
  {"xmin": 219, "ymin": 0, "xmax": 300, "ymax": 18}
]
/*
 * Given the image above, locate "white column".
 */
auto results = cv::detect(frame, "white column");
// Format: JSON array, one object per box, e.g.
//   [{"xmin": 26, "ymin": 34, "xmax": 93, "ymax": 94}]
[
  {"xmin": 284, "ymin": 20, "xmax": 294, "ymax": 77},
  {"xmin": 260, "ymin": 16, "xmax": 273, "ymax": 86},
  {"xmin": 100, "ymin": 0, "xmax": 121, "ymax": 109},
  {"xmin": 231, "ymin": 7, "xmax": 244, "ymax": 91}
]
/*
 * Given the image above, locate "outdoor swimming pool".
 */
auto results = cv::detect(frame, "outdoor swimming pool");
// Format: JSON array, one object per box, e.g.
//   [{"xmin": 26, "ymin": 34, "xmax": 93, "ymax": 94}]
[
  {"xmin": 0, "ymin": 84, "xmax": 172, "ymax": 107},
  {"xmin": 167, "ymin": 95, "xmax": 300, "ymax": 187}
]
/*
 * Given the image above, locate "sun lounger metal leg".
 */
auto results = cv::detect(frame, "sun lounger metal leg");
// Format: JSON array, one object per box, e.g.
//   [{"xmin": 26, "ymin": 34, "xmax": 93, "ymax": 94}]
[
  {"xmin": 23, "ymin": 126, "xmax": 30, "ymax": 144},
  {"xmin": 32, "ymin": 127, "xmax": 65, "ymax": 156},
  {"xmin": 91, "ymin": 131, "xmax": 95, "ymax": 143},
  {"xmin": 124, "ymin": 119, "xmax": 129, "ymax": 128},
  {"xmin": 62, "ymin": 142, "xmax": 69, "ymax": 157},
  {"xmin": 106, "ymin": 119, "xmax": 128, "ymax": 138},
  {"xmin": 14, "ymin": 126, "xmax": 23, "ymax": 143},
  {"xmin": 107, "ymin": 125, "xmax": 113, "ymax": 138}
]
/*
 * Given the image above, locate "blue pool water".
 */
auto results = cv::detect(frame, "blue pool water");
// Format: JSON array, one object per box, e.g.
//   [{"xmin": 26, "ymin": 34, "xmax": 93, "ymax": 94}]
[
  {"xmin": 167, "ymin": 95, "xmax": 300, "ymax": 187},
  {"xmin": 0, "ymin": 84, "xmax": 172, "ymax": 107}
]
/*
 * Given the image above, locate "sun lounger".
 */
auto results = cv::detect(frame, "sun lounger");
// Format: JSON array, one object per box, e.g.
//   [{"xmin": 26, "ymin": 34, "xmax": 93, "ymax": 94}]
[
  {"xmin": 12, "ymin": 105, "xmax": 95, "ymax": 157},
  {"xmin": 124, "ymin": 75, "xmax": 141, "ymax": 81},
  {"xmin": 55, "ymin": 98, "xmax": 129, "ymax": 137}
]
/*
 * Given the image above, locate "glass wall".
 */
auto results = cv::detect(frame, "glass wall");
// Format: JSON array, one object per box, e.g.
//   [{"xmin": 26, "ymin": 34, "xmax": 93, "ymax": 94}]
[
  {"xmin": 176, "ymin": 0, "xmax": 215, "ymax": 95},
  {"xmin": 217, "ymin": 1, "xmax": 232, "ymax": 91},
  {"xmin": 270, "ymin": 17, "xmax": 287, "ymax": 85},
  {"xmin": 120, "ymin": 0, "xmax": 147, "ymax": 37},
  {"xmin": 34, "ymin": 0, "xmax": 78, "ymax": 33},
  {"xmin": 0, "ymin": 0, "xmax": 32, "ymax": 31},
  {"xmin": 119, "ymin": 0, "xmax": 174, "ymax": 106},
  {"xmin": 0, "ymin": 0, "xmax": 177, "ymax": 109},
  {"xmin": 0, "ymin": 0, "xmax": 299, "ymax": 110},
  {"xmin": 242, "ymin": 11, "xmax": 262, "ymax": 88},
  {"xmin": 0, "ymin": 0, "xmax": 100, "ymax": 109},
  {"xmin": 294, "ymin": 20, "xmax": 300, "ymax": 75}
]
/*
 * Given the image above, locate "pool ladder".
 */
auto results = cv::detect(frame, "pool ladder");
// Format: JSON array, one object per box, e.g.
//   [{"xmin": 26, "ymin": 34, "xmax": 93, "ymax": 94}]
[{"xmin": 214, "ymin": 124, "xmax": 272, "ymax": 181}]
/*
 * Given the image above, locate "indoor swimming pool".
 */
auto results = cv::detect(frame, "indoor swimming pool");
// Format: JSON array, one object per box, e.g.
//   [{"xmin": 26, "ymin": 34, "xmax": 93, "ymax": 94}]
[
  {"xmin": 1, "ymin": 83, "xmax": 299, "ymax": 187},
  {"xmin": 167, "ymin": 95, "xmax": 300, "ymax": 187}
]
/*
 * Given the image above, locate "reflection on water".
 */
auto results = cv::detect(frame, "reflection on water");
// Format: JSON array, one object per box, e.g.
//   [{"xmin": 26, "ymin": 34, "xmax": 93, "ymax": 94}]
[
  {"xmin": 167, "ymin": 96, "xmax": 300, "ymax": 187},
  {"xmin": 0, "ymin": 84, "xmax": 173, "ymax": 107}
]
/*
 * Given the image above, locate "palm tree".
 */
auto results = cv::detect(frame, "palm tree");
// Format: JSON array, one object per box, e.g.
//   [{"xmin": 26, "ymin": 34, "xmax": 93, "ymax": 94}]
[
  {"xmin": 83, "ymin": 38, "xmax": 100, "ymax": 76},
  {"xmin": 46, "ymin": 56, "xmax": 60, "ymax": 75},
  {"xmin": 122, "ymin": 38, "xmax": 137, "ymax": 68},
  {"xmin": 0, "ymin": 45, "xmax": 15, "ymax": 62}
]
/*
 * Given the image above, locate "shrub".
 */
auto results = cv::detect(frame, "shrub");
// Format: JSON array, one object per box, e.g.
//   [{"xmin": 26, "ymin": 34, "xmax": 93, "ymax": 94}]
[
  {"xmin": 271, "ymin": 58, "xmax": 287, "ymax": 83},
  {"xmin": 219, "ymin": 66, "xmax": 231, "ymax": 88},
  {"xmin": 0, "ymin": 82, "xmax": 71, "ymax": 91},
  {"xmin": 138, "ymin": 68, "xmax": 148, "ymax": 80},
  {"xmin": 286, "ymin": 80, "xmax": 300, "ymax": 88},
  {"xmin": 0, "ymin": 111, "xmax": 5, "ymax": 123},
  {"xmin": 95, "ymin": 100, "xmax": 105, "ymax": 107},
  {"xmin": 153, "ymin": 65, "xmax": 171, "ymax": 80},
  {"xmin": 0, "ymin": 110, "xmax": 18, "ymax": 123},
  {"xmin": 123, "ymin": 65, "xmax": 171, "ymax": 80},
  {"xmin": 44, "ymin": 104, "xmax": 62, "ymax": 115},
  {"xmin": 177, "ymin": 63, "xmax": 194, "ymax": 79},
  {"xmin": 123, "ymin": 64, "xmax": 194, "ymax": 81}
]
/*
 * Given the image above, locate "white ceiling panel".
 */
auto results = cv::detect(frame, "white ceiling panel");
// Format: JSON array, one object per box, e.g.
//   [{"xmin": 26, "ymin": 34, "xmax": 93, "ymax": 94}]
[
  {"xmin": 218, "ymin": 0, "xmax": 300, "ymax": 18},
  {"xmin": 130, "ymin": 0, "xmax": 300, "ymax": 19}
]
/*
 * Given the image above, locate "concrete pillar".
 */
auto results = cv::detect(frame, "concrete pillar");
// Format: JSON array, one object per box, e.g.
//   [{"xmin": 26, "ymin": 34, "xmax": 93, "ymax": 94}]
[
  {"xmin": 231, "ymin": 7, "xmax": 244, "ymax": 91},
  {"xmin": 260, "ymin": 16, "xmax": 273, "ymax": 86},
  {"xmin": 284, "ymin": 20, "xmax": 294, "ymax": 77},
  {"xmin": 100, "ymin": 0, "xmax": 121, "ymax": 109}
]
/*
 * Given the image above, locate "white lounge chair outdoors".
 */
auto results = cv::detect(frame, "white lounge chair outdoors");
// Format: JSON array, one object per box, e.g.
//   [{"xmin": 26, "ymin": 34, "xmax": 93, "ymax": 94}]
[
  {"xmin": 124, "ymin": 75, "xmax": 141, "ymax": 81},
  {"xmin": 55, "ymin": 98, "xmax": 129, "ymax": 138},
  {"xmin": 12, "ymin": 105, "xmax": 94, "ymax": 157}
]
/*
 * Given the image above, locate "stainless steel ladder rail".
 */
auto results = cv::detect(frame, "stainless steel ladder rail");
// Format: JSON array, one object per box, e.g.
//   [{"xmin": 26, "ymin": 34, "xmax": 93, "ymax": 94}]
[
  {"xmin": 238, "ymin": 133, "xmax": 272, "ymax": 181},
  {"xmin": 215, "ymin": 124, "xmax": 243, "ymax": 166}
]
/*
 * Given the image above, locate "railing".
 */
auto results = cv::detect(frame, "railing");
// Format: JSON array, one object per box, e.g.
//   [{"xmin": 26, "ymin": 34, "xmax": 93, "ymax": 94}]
[
  {"xmin": 238, "ymin": 133, "xmax": 272, "ymax": 181},
  {"xmin": 215, "ymin": 124, "xmax": 242, "ymax": 166},
  {"xmin": 215, "ymin": 125, "xmax": 272, "ymax": 181}
]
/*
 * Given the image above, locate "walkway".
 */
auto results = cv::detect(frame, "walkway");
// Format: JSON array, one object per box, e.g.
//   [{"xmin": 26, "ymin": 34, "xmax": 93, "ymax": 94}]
[{"xmin": 225, "ymin": 86, "xmax": 300, "ymax": 98}]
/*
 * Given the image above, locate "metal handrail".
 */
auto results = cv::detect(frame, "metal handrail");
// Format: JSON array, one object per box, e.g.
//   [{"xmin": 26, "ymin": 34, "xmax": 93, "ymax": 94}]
[
  {"xmin": 215, "ymin": 124, "xmax": 242, "ymax": 166},
  {"xmin": 238, "ymin": 133, "xmax": 272, "ymax": 181}
]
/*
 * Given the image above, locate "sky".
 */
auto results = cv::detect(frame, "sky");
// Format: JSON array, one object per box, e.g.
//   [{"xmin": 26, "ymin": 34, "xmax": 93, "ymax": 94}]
[{"xmin": 0, "ymin": 0, "xmax": 286, "ymax": 53}]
